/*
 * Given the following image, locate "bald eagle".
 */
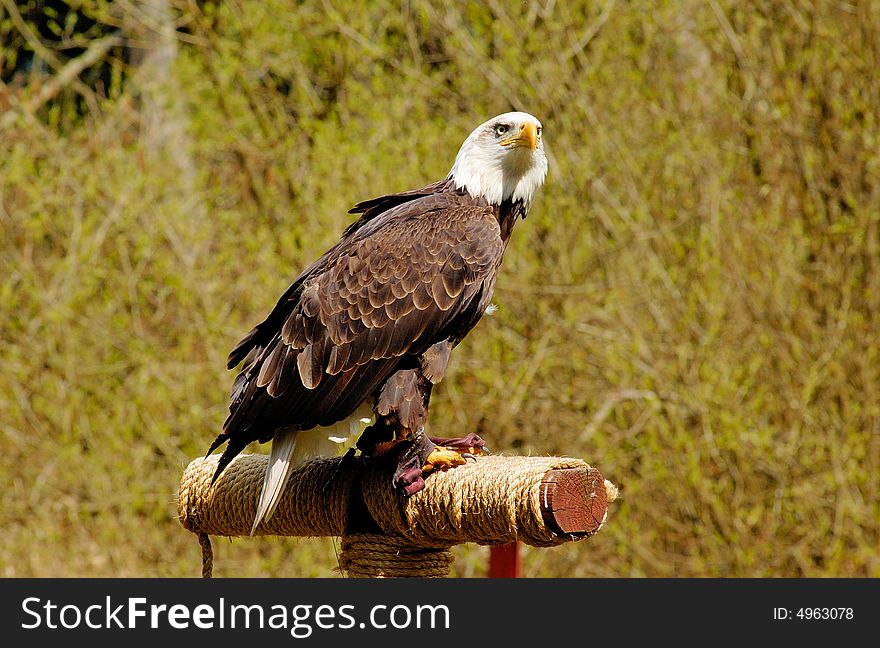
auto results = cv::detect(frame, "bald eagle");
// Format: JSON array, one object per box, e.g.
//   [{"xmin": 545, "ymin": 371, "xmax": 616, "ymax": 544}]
[{"xmin": 208, "ymin": 112, "xmax": 548, "ymax": 533}]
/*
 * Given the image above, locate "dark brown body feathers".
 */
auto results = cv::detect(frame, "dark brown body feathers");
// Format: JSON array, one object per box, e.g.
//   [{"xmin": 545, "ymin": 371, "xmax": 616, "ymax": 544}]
[{"xmin": 209, "ymin": 179, "xmax": 525, "ymax": 481}]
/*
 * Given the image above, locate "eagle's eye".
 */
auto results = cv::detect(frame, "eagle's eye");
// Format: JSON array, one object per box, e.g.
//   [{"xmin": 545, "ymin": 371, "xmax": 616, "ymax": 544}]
[
  {"xmin": 537, "ymin": 126, "xmax": 543, "ymax": 137},
  {"xmin": 494, "ymin": 124, "xmax": 509, "ymax": 137}
]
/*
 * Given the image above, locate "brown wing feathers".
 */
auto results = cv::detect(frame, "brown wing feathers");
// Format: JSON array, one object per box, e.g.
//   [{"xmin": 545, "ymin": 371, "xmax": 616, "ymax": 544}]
[{"xmin": 210, "ymin": 189, "xmax": 503, "ymax": 481}]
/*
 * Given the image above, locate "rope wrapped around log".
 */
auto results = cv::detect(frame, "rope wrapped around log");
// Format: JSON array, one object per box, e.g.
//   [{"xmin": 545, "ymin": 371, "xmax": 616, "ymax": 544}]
[{"xmin": 178, "ymin": 453, "xmax": 617, "ymax": 577}]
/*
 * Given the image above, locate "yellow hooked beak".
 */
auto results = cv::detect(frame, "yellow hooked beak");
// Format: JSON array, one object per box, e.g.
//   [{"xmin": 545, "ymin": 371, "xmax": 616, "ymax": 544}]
[{"xmin": 500, "ymin": 122, "xmax": 538, "ymax": 150}]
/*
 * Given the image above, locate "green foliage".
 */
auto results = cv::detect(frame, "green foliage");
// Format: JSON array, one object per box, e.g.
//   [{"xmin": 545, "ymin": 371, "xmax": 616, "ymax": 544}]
[{"xmin": 1, "ymin": 0, "xmax": 878, "ymax": 577}]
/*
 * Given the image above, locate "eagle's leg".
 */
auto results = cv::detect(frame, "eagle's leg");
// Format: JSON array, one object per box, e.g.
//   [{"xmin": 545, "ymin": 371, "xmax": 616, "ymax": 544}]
[
  {"xmin": 370, "ymin": 431, "xmax": 486, "ymax": 496},
  {"xmin": 418, "ymin": 342, "xmax": 486, "ymax": 471},
  {"xmin": 383, "ymin": 432, "xmax": 487, "ymax": 496},
  {"xmin": 388, "ymin": 429, "xmax": 435, "ymax": 496},
  {"xmin": 364, "ymin": 363, "xmax": 486, "ymax": 496},
  {"xmin": 355, "ymin": 414, "xmax": 433, "ymax": 496}
]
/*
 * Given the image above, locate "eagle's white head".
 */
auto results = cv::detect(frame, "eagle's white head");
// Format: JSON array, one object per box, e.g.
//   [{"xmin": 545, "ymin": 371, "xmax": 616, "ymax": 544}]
[{"xmin": 448, "ymin": 111, "xmax": 548, "ymax": 208}]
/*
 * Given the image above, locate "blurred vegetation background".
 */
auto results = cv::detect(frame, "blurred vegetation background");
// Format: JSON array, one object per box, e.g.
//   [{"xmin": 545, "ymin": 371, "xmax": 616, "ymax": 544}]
[{"xmin": 2, "ymin": 0, "xmax": 878, "ymax": 577}]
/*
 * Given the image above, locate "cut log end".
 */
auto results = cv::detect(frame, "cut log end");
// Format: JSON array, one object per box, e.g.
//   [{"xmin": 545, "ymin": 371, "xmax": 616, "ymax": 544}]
[{"xmin": 540, "ymin": 467, "xmax": 610, "ymax": 537}]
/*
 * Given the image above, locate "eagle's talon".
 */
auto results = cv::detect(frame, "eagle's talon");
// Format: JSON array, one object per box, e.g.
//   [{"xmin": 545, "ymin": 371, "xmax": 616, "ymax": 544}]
[
  {"xmin": 461, "ymin": 452, "xmax": 478, "ymax": 462},
  {"xmin": 422, "ymin": 446, "xmax": 468, "ymax": 474}
]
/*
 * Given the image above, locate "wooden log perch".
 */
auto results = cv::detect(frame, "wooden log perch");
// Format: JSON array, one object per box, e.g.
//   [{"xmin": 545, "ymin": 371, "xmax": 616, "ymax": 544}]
[{"xmin": 178, "ymin": 453, "xmax": 617, "ymax": 577}]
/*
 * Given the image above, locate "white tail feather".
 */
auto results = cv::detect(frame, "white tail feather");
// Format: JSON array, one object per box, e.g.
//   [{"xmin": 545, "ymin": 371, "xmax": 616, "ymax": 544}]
[
  {"xmin": 251, "ymin": 421, "xmax": 362, "ymax": 535},
  {"xmin": 251, "ymin": 428, "xmax": 299, "ymax": 536}
]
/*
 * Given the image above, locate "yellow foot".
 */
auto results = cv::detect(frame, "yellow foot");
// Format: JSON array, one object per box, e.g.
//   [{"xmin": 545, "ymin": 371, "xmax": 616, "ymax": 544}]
[{"xmin": 422, "ymin": 446, "xmax": 469, "ymax": 475}]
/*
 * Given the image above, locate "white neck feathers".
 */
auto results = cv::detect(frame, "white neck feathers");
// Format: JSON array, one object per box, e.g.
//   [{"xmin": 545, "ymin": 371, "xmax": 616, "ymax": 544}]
[{"xmin": 447, "ymin": 114, "xmax": 548, "ymax": 208}]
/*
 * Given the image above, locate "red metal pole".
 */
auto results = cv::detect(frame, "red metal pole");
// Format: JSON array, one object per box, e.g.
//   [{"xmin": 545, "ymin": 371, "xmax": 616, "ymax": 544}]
[{"xmin": 488, "ymin": 542, "xmax": 521, "ymax": 578}]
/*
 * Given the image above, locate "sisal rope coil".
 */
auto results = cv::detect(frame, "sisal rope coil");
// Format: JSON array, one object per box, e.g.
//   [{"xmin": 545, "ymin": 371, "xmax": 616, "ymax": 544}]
[
  {"xmin": 178, "ymin": 453, "xmax": 613, "ymax": 577},
  {"xmin": 179, "ymin": 454, "xmax": 351, "ymax": 537},
  {"xmin": 340, "ymin": 534, "xmax": 453, "ymax": 578},
  {"xmin": 361, "ymin": 455, "xmax": 598, "ymax": 547}
]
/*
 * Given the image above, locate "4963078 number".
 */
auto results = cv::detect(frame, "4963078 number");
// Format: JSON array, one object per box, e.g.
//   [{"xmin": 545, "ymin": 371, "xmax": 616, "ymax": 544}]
[{"xmin": 796, "ymin": 608, "xmax": 853, "ymax": 620}]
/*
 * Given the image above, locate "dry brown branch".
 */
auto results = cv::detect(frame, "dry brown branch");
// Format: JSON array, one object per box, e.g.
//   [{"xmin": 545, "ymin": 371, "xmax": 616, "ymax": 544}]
[
  {"xmin": 0, "ymin": 0, "xmax": 114, "ymax": 115},
  {"xmin": 0, "ymin": 34, "xmax": 121, "ymax": 130}
]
